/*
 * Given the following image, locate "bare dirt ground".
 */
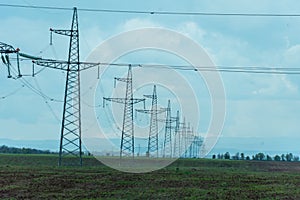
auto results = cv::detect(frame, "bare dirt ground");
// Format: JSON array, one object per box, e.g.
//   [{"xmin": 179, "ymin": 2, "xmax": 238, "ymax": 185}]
[{"xmin": 1, "ymin": 154, "xmax": 300, "ymax": 199}]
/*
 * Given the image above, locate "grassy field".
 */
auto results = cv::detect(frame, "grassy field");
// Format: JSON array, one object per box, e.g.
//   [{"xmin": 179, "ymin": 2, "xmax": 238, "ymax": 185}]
[{"xmin": 1, "ymin": 154, "xmax": 300, "ymax": 199}]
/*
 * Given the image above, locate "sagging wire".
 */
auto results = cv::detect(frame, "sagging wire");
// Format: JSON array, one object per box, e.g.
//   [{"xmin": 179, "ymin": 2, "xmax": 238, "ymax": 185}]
[
  {"xmin": 33, "ymin": 77, "xmax": 61, "ymax": 122},
  {"xmin": 0, "ymin": 84, "xmax": 25, "ymax": 100}
]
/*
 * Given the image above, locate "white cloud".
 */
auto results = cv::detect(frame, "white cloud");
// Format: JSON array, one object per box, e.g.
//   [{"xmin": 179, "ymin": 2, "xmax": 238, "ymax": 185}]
[
  {"xmin": 284, "ymin": 44, "xmax": 300, "ymax": 66},
  {"xmin": 117, "ymin": 18, "xmax": 253, "ymax": 67},
  {"xmin": 252, "ymin": 74, "xmax": 298, "ymax": 96},
  {"xmin": 224, "ymin": 99, "xmax": 300, "ymax": 138},
  {"xmin": 177, "ymin": 22, "xmax": 206, "ymax": 40},
  {"xmin": 121, "ymin": 18, "xmax": 162, "ymax": 31}
]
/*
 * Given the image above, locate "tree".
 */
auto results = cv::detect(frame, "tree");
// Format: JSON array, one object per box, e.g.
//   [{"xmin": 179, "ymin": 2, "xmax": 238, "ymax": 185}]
[
  {"xmin": 220, "ymin": 154, "xmax": 224, "ymax": 159},
  {"xmin": 274, "ymin": 155, "xmax": 281, "ymax": 161},
  {"xmin": 281, "ymin": 154, "xmax": 286, "ymax": 161},
  {"xmin": 235, "ymin": 152, "xmax": 240, "ymax": 160},
  {"xmin": 252, "ymin": 153, "xmax": 265, "ymax": 161},
  {"xmin": 217, "ymin": 153, "xmax": 223, "ymax": 159},
  {"xmin": 257, "ymin": 153, "xmax": 265, "ymax": 161},
  {"xmin": 266, "ymin": 155, "xmax": 272, "ymax": 161},
  {"xmin": 0, "ymin": 145, "xmax": 53, "ymax": 154},
  {"xmin": 246, "ymin": 156, "xmax": 250, "ymax": 160},
  {"xmin": 286, "ymin": 153, "xmax": 293, "ymax": 162},
  {"xmin": 224, "ymin": 152, "xmax": 230, "ymax": 160},
  {"xmin": 294, "ymin": 156, "xmax": 299, "ymax": 162},
  {"xmin": 212, "ymin": 154, "xmax": 216, "ymax": 159},
  {"xmin": 241, "ymin": 153, "xmax": 245, "ymax": 160}
]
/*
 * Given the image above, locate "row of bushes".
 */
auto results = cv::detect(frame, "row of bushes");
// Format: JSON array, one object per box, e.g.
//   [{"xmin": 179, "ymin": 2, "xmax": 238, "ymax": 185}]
[
  {"xmin": 212, "ymin": 152, "xmax": 299, "ymax": 161},
  {"xmin": 0, "ymin": 145, "xmax": 54, "ymax": 154}
]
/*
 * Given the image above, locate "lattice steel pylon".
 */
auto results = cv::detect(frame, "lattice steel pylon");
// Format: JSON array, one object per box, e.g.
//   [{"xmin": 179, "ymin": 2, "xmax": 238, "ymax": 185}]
[
  {"xmin": 136, "ymin": 85, "xmax": 165, "ymax": 157},
  {"xmin": 33, "ymin": 8, "xmax": 84, "ymax": 166},
  {"xmin": 3, "ymin": 8, "xmax": 109, "ymax": 166},
  {"xmin": 104, "ymin": 65, "xmax": 145, "ymax": 157},
  {"xmin": 55, "ymin": 7, "xmax": 81, "ymax": 166},
  {"xmin": 180, "ymin": 117, "xmax": 187, "ymax": 158},
  {"xmin": 172, "ymin": 110, "xmax": 180, "ymax": 157},
  {"xmin": 191, "ymin": 131, "xmax": 203, "ymax": 158},
  {"xmin": 163, "ymin": 100, "xmax": 173, "ymax": 157},
  {"xmin": 186, "ymin": 123, "xmax": 195, "ymax": 158}
]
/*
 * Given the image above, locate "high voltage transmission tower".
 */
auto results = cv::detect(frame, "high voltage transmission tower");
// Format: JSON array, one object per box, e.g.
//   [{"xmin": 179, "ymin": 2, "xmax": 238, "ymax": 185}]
[
  {"xmin": 155, "ymin": 100, "xmax": 181, "ymax": 158},
  {"xmin": 180, "ymin": 117, "xmax": 187, "ymax": 158},
  {"xmin": 184, "ymin": 122, "xmax": 191, "ymax": 158},
  {"xmin": 186, "ymin": 124, "xmax": 194, "ymax": 158},
  {"xmin": 31, "ymin": 7, "xmax": 99, "ymax": 166},
  {"xmin": 136, "ymin": 85, "xmax": 165, "ymax": 157},
  {"xmin": 103, "ymin": 65, "xmax": 145, "ymax": 158},
  {"xmin": 172, "ymin": 110, "xmax": 181, "ymax": 157},
  {"xmin": 163, "ymin": 100, "xmax": 174, "ymax": 157},
  {"xmin": 32, "ymin": 7, "xmax": 82, "ymax": 166},
  {"xmin": 190, "ymin": 134, "xmax": 203, "ymax": 158}
]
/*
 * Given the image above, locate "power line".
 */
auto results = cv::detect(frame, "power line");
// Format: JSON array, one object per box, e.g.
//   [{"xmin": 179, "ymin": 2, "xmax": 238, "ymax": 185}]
[
  {"xmin": 1, "ymin": 3, "xmax": 300, "ymax": 17},
  {"xmin": 0, "ymin": 84, "xmax": 24, "ymax": 99},
  {"xmin": 137, "ymin": 64, "xmax": 300, "ymax": 75},
  {"xmin": 29, "ymin": 57, "xmax": 300, "ymax": 74},
  {"xmin": 0, "ymin": 66, "xmax": 61, "ymax": 122},
  {"xmin": 33, "ymin": 78, "xmax": 61, "ymax": 122},
  {"xmin": 9, "ymin": 66, "xmax": 63, "ymax": 102},
  {"xmin": 6, "ymin": 51, "xmax": 300, "ymax": 75},
  {"xmin": 82, "ymin": 61, "xmax": 300, "ymax": 75}
]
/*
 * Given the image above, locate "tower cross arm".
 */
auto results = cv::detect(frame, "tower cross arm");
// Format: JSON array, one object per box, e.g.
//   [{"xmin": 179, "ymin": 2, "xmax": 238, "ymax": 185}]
[
  {"xmin": 144, "ymin": 94, "xmax": 155, "ymax": 99},
  {"xmin": 33, "ymin": 59, "xmax": 101, "ymax": 72},
  {"xmin": 132, "ymin": 98, "xmax": 145, "ymax": 104},
  {"xmin": 0, "ymin": 42, "xmax": 18, "ymax": 53},
  {"xmin": 157, "ymin": 118, "xmax": 177, "ymax": 123},
  {"xmin": 50, "ymin": 29, "xmax": 77, "ymax": 37},
  {"xmin": 104, "ymin": 97, "xmax": 127, "ymax": 104},
  {"xmin": 136, "ymin": 109, "xmax": 151, "ymax": 114},
  {"xmin": 115, "ymin": 77, "xmax": 131, "ymax": 82},
  {"xmin": 33, "ymin": 60, "xmax": 69, "ymax": 71},
  {"xmin": 103, "ymin": 97, "xmax": 145, "ymax": 105},
  {"xmin": 136, "ymin": 108, "xmax": 166, "ymax": 114}
]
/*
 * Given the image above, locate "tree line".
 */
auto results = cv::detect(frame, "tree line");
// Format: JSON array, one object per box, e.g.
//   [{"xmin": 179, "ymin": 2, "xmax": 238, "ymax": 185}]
[
  {"xmin": 0, "ymin": 145, "xmax": 55, "ymax": 154},
  {"xmin": 212, "ymin": 152, "xmax": 300, "ymax": 162}
]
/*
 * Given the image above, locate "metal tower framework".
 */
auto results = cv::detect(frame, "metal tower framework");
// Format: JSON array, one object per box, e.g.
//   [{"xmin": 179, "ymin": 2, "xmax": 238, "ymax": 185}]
[
  {"xmin": 57, "ymin": 7, "xmax": 81, "ymax": 166},
  {"xmin": 190, "ymin": 134, "xmax": 203, "ymax": 158},
  {"xmin": 180, "ymin": 117, "xmax": 187, "ymax": 158},
  {"xmin": 33, "ymin": 8, "xmax": 99, "ymax": 166},
  {"xmin": 136, "ymin": 85, "xmax": 165, "ymax": 157},
  {"xmin": 186, "ymin": 124, "xmax": 194, "ymax": 158},
  {"xmin": 163, "ymin": 100, "xmax": 174, "ymax": 157},
  {"xmin": 172, "ymin": 110, "xmax": 181, "ymax": 157},
  {"xmin": 104, "ymin": 65, "xmax": 145, "ymax": 157}
]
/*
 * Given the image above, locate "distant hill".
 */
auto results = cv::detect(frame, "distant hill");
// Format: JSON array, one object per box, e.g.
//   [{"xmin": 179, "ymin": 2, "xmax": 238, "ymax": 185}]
[
  {"xmin": 0, "ymin": 138, "xmax": 59, "ymax": 152},
  {"xmin": 0, "ymin": 145, "xmax": 55, "ymax": 154}
]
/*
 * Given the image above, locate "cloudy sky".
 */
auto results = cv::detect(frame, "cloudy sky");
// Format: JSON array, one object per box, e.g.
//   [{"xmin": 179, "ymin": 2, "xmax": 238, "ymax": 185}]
[{"xmin": 1, "ymin": 0, "xmax": 300, "ymax": 154}]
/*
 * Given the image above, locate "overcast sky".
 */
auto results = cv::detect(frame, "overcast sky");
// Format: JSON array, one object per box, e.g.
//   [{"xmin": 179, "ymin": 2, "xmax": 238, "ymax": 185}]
[{"xmin": 1, "ymin": 1, "xmax": 300, "ymax": 154}]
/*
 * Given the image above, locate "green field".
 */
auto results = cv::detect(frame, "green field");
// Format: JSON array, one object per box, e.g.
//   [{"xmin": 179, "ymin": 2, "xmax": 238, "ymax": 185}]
[{"xmin": 1, "ymin": 154, "xmax": 300, "ymax": 199}]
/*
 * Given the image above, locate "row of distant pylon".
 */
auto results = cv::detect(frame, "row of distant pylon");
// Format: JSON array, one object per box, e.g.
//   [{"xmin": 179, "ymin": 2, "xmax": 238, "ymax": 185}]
[
  {"xmin": 103, "ymin": 65, "xmax": 203, "ymax": 158},
  {"xmin": 1, "ymin": 8, "xmax": 203, "ymax": 166}
]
